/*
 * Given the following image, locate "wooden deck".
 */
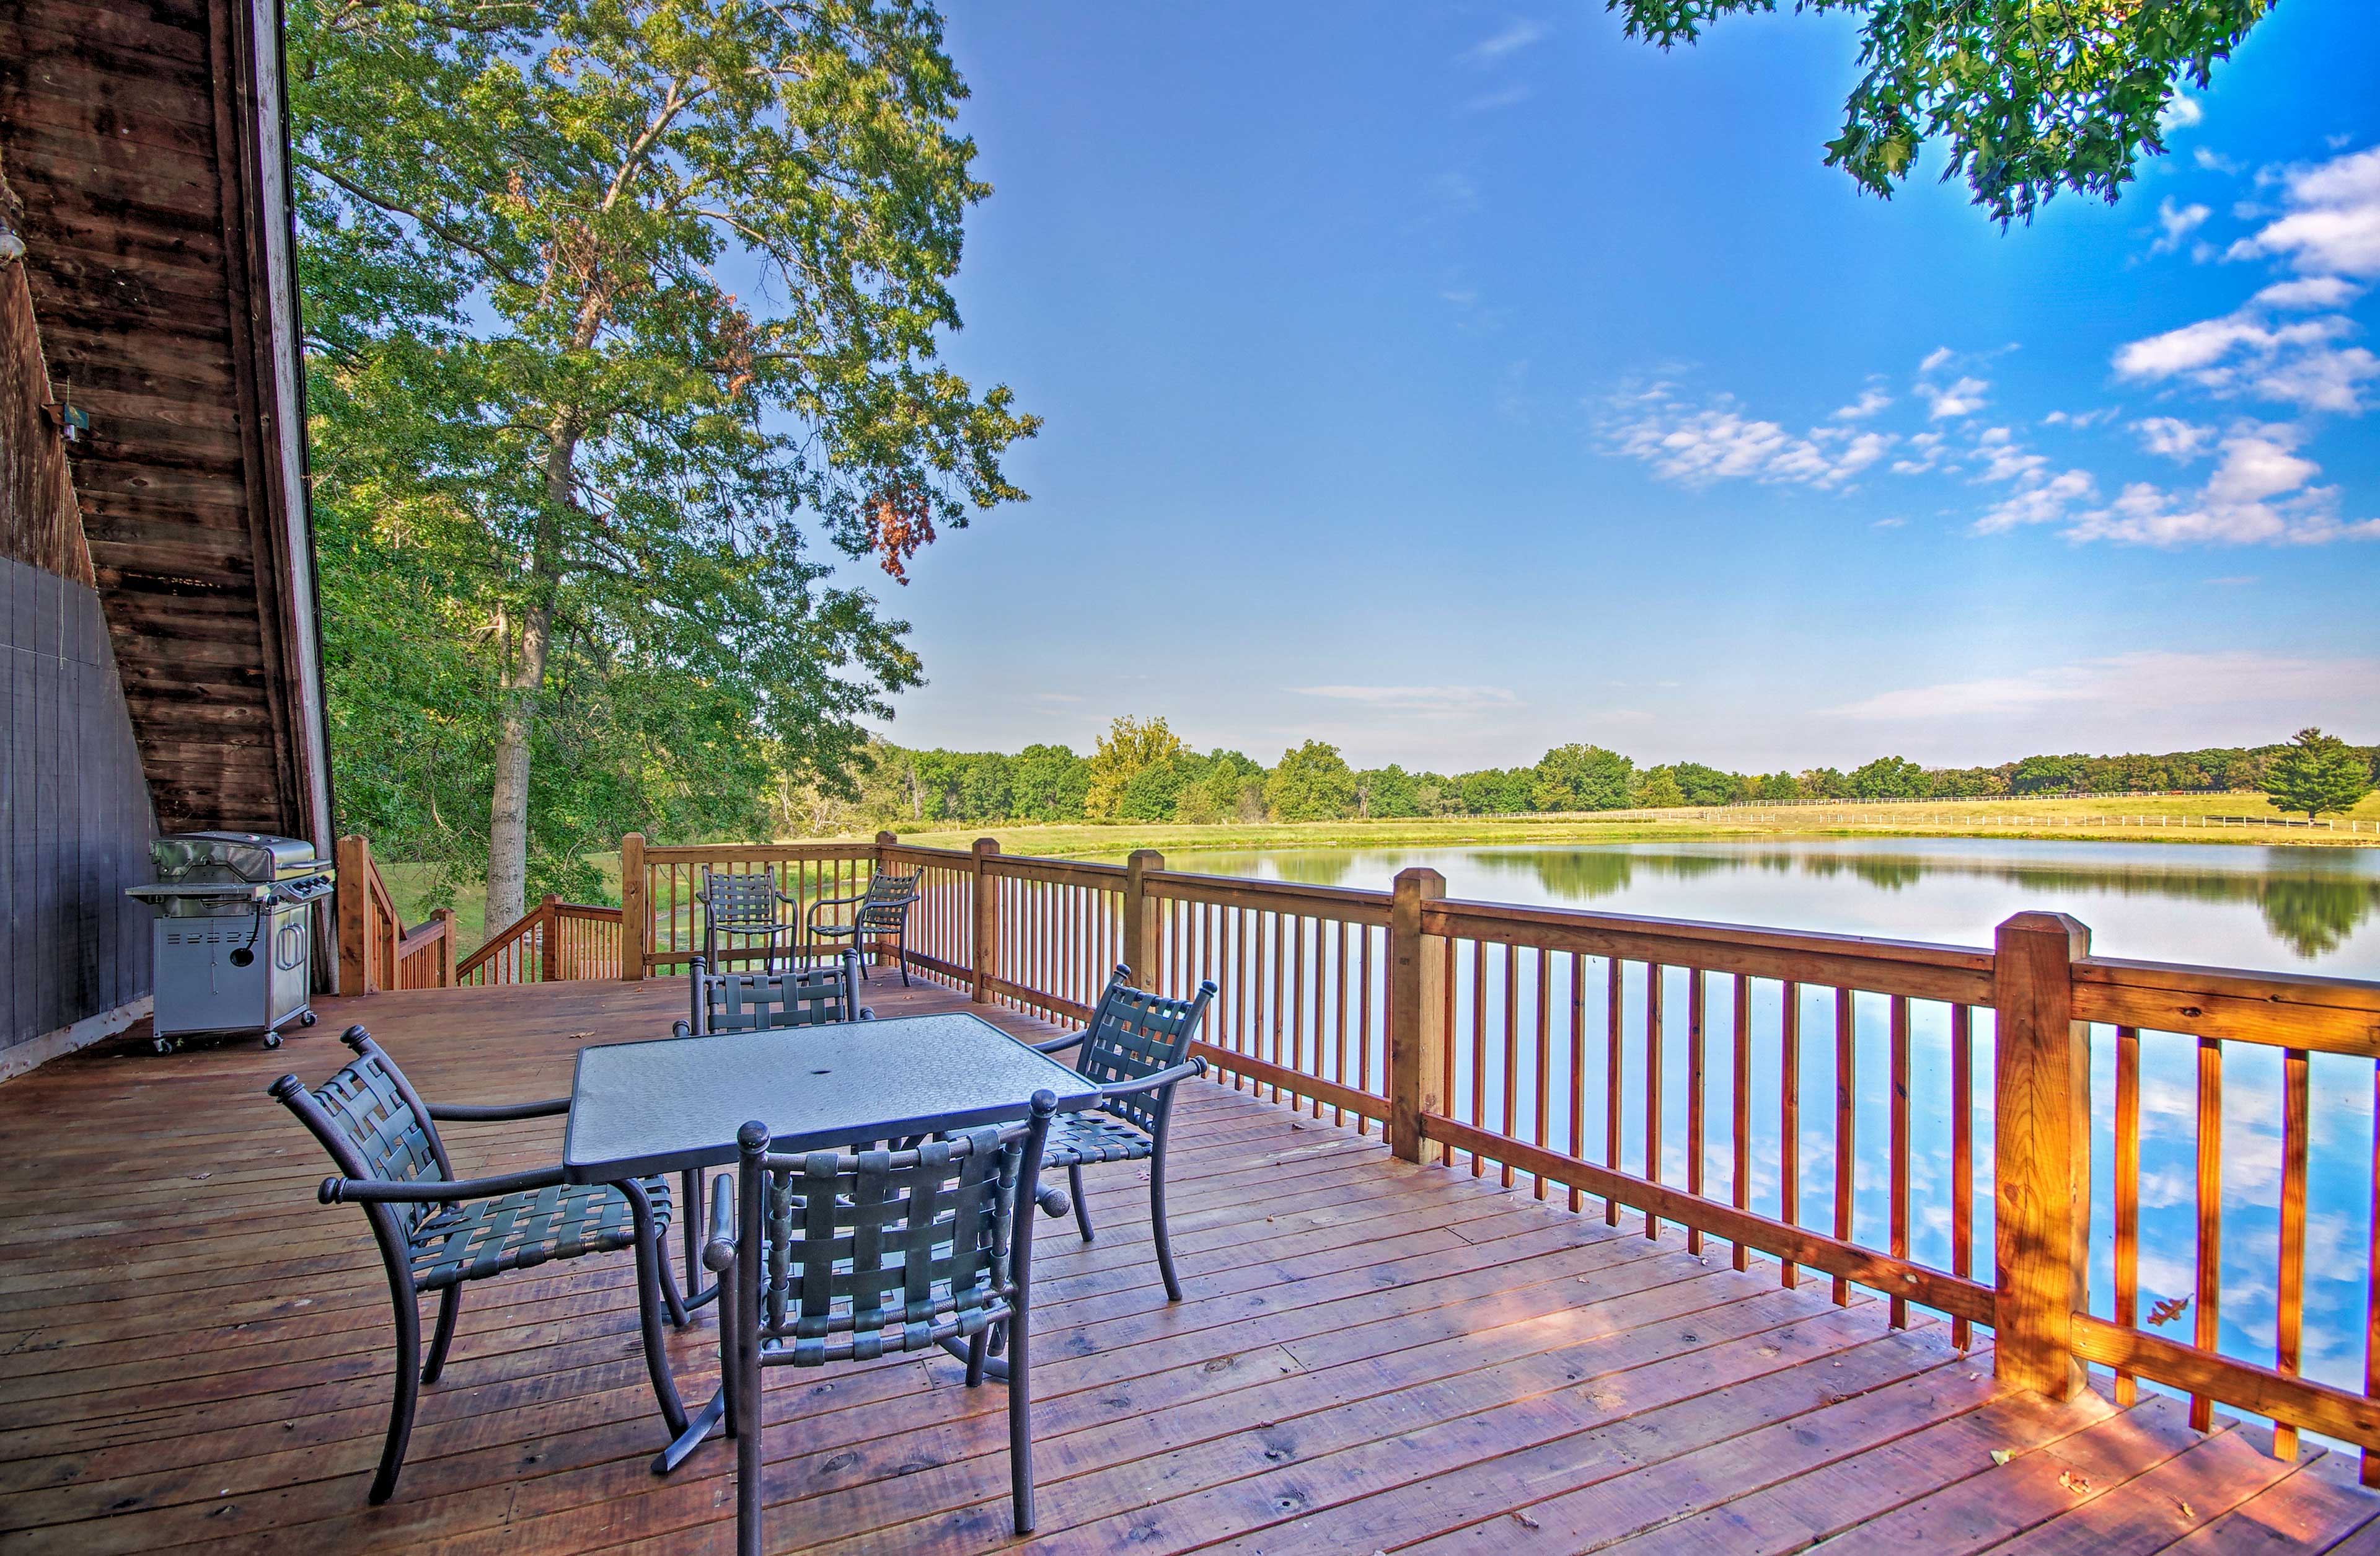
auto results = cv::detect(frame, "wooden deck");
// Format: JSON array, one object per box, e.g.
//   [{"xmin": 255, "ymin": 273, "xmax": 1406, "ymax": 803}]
[{"xmin": 3, "ymin": 979, "xmax": 2376, "ymax": 1555}]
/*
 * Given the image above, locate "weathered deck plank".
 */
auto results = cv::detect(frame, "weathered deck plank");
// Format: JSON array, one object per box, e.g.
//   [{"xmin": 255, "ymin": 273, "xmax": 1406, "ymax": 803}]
[{"xmin": 0, "ymin": 975, "xmax": 2369, "ymax": 1554}]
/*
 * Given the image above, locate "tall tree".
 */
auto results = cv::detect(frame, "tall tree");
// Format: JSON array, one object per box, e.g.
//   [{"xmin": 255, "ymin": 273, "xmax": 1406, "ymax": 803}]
[
  {"xmin": 1532, "ymin": 744, "xmax": 1636, "ymax": 811},
  {"xmin": 1082, "ymin": 717, "xmax": 1186, "ymax": 821},
  {"xmin": 1610, "ymin": 0, "xmax": 2275, "ymax": 224},
  {"xmin": 294, "ymin": 0, "xmax": 1036, "ymax": 927},
  {"xmin": 1265, "ymin": 741, "xmax": 1358, "ymax": 823},
  {"xmin": 2265, "ymin": 728, "xmax": 2373, "ymax": 820}
]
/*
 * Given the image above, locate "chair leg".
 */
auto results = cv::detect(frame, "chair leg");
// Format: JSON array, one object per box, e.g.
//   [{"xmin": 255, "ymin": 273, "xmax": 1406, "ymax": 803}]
[
  {"xmin": 421, "ymin": 1286, "xmax": 462, "ymax": 1384},
  {"xmin": 1150, "ymin": 1150, "xmax": 1184, "ymax": 1303},
  {"xmin": 1008, "ymin": 1299, "xmax": 1035, "ymax": 1535},
  {"xmin": 734, "ymin": 1271, "xmax": 764, "ymax": 1556},
  {"xmin": 658, "ymin": 1239, "xmax": 690, "ymax": 1328},
  {"xmin": 1070, "ymin": 1162, "xmax": 1094, "ymax": 1242},
  {"xmin": 624, "ymin": 1182, "xmax": 690, "ymax": 1439},
  {"xmin": 369, "ymin": 1284, "xmax": 423, "ymax": 1505},
  {"xmin": 897, "ymin": 924, "xmax": 910, "ymax": 987},
  {"xmin": 964, "ymin": 1325, "xmax": 989, "ymax": 1388}
]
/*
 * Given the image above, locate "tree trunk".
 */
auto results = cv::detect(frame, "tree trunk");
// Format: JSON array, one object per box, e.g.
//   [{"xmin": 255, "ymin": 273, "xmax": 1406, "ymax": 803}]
[{"xmin": 482, "ymin": 409, "xmax": 581, "ymax": 932}]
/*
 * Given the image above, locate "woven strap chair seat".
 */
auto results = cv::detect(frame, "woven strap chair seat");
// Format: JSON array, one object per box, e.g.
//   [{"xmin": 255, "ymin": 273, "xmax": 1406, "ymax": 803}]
[
  {"xmin": 410, "ymin": 1176, "xmax": 675, "ymax": 1291},
  {"xmin": 1041, "ymin": 1110, "xmax": 1154, "ymax": 1167}
]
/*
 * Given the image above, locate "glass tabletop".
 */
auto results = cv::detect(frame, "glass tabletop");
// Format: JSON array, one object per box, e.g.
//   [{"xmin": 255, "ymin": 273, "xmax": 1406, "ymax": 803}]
[{"xmin": 562, "ymin": 1010, "xmax": 1101, "ymax": 1183}]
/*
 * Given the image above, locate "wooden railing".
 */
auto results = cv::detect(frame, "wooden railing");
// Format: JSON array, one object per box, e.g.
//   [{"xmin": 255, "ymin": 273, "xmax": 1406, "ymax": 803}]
[
  {"xmin": 345, "ymin": 827, "xmax": 2380, "ymax": 1469},
  {"xmin": 457, "ymin": 895, "xmax": 625, "ymax": 985},
  {"xmin": 333, "ymin": 834, "xmax": 455, "ymax": 993}
]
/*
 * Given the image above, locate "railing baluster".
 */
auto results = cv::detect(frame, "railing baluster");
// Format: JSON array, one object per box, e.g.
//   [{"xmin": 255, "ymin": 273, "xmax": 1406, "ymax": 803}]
[
  {"xmin": 1471, "ymin": 939, "xmax": 1488, "ymax": 1177},
  {"xmin": 1953, "ymin": 1004, "xmax": 1975, "ymax": 1351},
  {"xmin": 1687, "ymin": 969, "xmax": 1705, "ymax": 1254},
  {"xmin": 1646, "ymin": 963, "xmax": 1664, "ymax": 1240},
  {"xmin": 1535, "ymin": 947, "xmax": 1552, "ymax": 1201},
  {"xmin": 2366, "ymin": 1059, "xmax": 2380, "ymax": 1488},
  {"xmin": 2276, "ymin": 1044, "xmax": 2309, "ymax": 1460},
  {"xmin": 1733, "ymin": 974, "xmax": 1752, "ymax": 1273},
  {"xmin": 1358, "ymin": 926, "xmax": 1376, "ymax": 1133},
  {"xmin": 1834, "ymin": 986, "xmax": 1855, "ymax": 1306},
  {"xmin": 1606, "ymin": 957, "xmax": 1624, "ymax": 1225},
  {"xmin": 1890, "ymin": 994, "xmax": 1910, "ymax": 1328},
  {"xmin": 1494, "ymin": 947, "xmax": 1514, "ymax": 1189},
  {"xmin": 2113, "ymin": 1023, "xmax": 2140, "ymax": 1398},
  {"xmin": 2192, "ymin": 1035, "xmax": 2223, "ymax": 1431},
  {"xmin": 1781, "ymin": 981, "xmax": 1800, "ymax": 1289},
  {"xmin": 1335, "ymin": 920, "xmax": 1351, "ymax": 1128},
  {"xmin": 1569, "ymin": 952, "xmax": 1587, "ymax": 1215}
]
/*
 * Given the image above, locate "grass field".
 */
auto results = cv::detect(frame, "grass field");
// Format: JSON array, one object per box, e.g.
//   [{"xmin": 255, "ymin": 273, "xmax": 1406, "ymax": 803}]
[{"xmin": 378, "ymin": 790, "xmax": 2378, "ymax": 953}]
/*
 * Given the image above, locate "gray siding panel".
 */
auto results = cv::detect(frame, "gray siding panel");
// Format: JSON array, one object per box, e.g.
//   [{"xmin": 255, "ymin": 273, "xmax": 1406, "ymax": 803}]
[{"xmin": 1, "ymin": 553, "xmax": 154, "ymax": 1052}]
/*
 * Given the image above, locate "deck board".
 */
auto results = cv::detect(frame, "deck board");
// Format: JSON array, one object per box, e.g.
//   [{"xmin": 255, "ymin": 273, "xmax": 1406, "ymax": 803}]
[{"xmin": 0, "ymin": 975, "xmax": 2370, "ymax": 1553}]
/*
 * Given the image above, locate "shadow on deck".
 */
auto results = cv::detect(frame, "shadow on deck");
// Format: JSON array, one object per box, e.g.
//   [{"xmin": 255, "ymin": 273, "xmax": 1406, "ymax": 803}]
[{"xmin": 2, "ymin": 976, "xmax": 2374, "ymax": 1554}]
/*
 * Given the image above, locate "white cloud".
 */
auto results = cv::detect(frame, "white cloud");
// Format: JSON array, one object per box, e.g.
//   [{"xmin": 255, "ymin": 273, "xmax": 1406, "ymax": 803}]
[
  {"xmin": 2196, "ymin": 148, "xmax": 2242, "ymax": 175},
  {"xmin": 2134, "ymin": 417, "xmax": 2216, "ymax": 460},
  {"xmin": 1827, "ymin": 651, "xmax": 2380, "ymax": 722},
  {"xmin": 1919, "ymin": 376, "xmax": 1990, "ymax": 418},
  {"xmin": 1604, "ymin": 389, "xmax": 1894, "ymax": 490},
  {"xmin": 2163, "ymin": 94, "xmax": 2205, "ymax": 130},
  {"xmin": 1978, "ymin": 467, "xmax": 2097, "ymax": 533},
  {"xmin": 2229, "ymin": 145, "xmax": 2380, "ymax": 276},
  {"xmin": 2068, "ymin": 424, "xmax": 2379, "ymax": 546},
  {"xmin": 2152, "ymin": 198, "xmax": 2211, "ymax": 255},
  {"xmin": 1032, "ymin": 692, "xmax": 1085, "ymax": 704},
  {"xmin": 1461, "ymin": 85, "xmax": 1534, "ymax": 114},
  {"xmin": 1833, "ymin": 387, "xmax": 1892, "ymax": 420},
  {"xmin": 1293, "ymin": 684, "xmax": 1520, "ymax": 712},
  {"xmin": 1463, "ymin": 20, "xmax": 1546, "ymax": 64},
  {"xmin": 2254, "ymin": 276, "xmax": 2363, "ymax": 310},
  {"xmin": 2113, "ymin": 310, "xmax": 2376, "ymax": 413}
]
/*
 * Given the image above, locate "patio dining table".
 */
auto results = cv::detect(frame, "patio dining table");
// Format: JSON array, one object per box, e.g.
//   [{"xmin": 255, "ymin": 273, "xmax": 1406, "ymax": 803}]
[{"xmin": 562, "ymin": 1010, "xmax": 1102, "ymax": 1471}]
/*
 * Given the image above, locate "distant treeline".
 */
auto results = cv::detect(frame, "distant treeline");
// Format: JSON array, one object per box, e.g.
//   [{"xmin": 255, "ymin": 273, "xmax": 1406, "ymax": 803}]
[{"xmin": 774, "ymin": 719, "xmax": 2378, "ymax": 834}]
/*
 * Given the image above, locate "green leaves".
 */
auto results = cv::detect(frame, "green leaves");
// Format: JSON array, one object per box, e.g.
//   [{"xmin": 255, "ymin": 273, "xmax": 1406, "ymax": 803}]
[
  {"xmin": 1610, "ymin": 0, "xmax": 2276, "ymax": 224},
  {"xmin": 296, "ymin": 0, "xmax": 1036, "ymax": 891}
]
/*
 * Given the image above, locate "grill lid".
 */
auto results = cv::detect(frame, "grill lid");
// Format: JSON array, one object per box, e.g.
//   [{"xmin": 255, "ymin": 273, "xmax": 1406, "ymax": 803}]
[{"xmin": 151, "ymin": 832, "xmax": 320, "ymax": 885}]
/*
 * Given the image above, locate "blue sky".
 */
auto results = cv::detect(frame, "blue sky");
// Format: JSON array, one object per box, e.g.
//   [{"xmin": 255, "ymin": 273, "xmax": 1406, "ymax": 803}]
[{"xmin": 854, "ymin": 1, "xmax": 2380, "ymax": 774}]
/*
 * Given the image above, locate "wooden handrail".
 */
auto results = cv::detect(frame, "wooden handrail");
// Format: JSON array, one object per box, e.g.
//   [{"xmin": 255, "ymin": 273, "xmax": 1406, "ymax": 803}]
[
  {"xmin": 336, "ymin": 835, "xmax": 456, "ymax": 992},
  {"xmin": 604, "ymin": 828, "xmax": 2380, "ymax": 1462}
]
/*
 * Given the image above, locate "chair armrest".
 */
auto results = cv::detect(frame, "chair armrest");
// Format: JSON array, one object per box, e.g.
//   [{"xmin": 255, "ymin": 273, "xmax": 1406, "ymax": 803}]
[
  {"xmin": 1029, "ymin": 1030, "xmax": 1086, "ymax": 1055},
  {"xmin": 1098, "ymin": 1056, "xmax": 1207, "ymax": 1098},
  {"xmin": 702, "ymin": 1174, "xmax": 738, "ymax": 1273},
  {"xmin": 319, "ymin": 1164, "xmax": 566, "ymax": 1205},
  {"xmin": 857, "ymin": 1007, "xmax": 875, "ymax": 1021},
  {"xmin": 1033, "ymin": 1183, "xmax": 1072, "ymax": 1218},
  {"xmin": 672, "ymin": 1019, "xmax": 695, "ymax": 1040},
  {"xmin": 425, "ymin": 1097, "xmax": 570, "ymax": 1122},
  {"xmin": 804, "ymin": 892, "xmax": 866, "ymax": 922}
]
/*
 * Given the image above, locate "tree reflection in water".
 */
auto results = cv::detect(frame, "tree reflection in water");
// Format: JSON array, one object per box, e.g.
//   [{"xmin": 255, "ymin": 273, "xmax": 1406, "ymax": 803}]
[{"xmin": 1162, "ymin": 841, "xmax": 2379, "ymax": 965}]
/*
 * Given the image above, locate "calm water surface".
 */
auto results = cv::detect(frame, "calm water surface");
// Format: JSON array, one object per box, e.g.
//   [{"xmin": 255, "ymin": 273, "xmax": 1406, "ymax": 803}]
[{"xmin": 1142, "ymin": 839, "xmax": 2380, "ymax": 1413}]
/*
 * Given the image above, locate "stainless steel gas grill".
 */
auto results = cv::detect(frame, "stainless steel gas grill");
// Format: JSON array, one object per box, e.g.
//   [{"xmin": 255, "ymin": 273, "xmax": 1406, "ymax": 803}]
[{"xmin": 126, "ymin": 833, "xmax": 335, "ymax": 1051}]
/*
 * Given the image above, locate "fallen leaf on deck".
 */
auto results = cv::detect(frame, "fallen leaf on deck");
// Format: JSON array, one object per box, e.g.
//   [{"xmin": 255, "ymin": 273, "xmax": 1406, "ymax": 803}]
[
  {"xmin": 1990, "ymin": 1449, "xmax": 2016, "ymax": 1466},
  {"xmin": 2058, "ymin": 1470, "xmax": 2091, "ymax": 1495},
  {"xmin": 2179, "ymin": 1501, "xmax": 2197, "ymax": 1519},
  {"xmin": 1510, "ymin": 1511, "xmax": 1542, "ymax": 1531}
]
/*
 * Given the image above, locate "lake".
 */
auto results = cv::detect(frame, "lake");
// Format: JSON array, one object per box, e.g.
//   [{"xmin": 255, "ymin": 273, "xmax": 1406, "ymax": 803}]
[
  {"xmin": 1142, "ymin": 838, "xmax": 2380, "ymax": 1418},
  {"xmin": 1157, "ymin": 836, "xmax": 2380, "ymax": 978}
]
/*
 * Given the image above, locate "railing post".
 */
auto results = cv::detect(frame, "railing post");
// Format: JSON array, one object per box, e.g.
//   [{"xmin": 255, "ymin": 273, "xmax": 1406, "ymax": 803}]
[
  {"xmin": 1993, "ymin": 910, "xmax": 2093, "ymax": 1400},
  {"xmin": 433, "ymin": 908, "xmax": 457, "ymax": 987},
  {"xmin": 539, "ymin": 895, "xmax": 561, "ymax": 982},
  {"xmin": 1388, "ymin": 867, "xmax": 1448, "ymax": 1164},
  {"xmin": 971, "ymin": 838, "xmax": 1000, "ymax": 1003},
  {"xmin": 619, "ymin": 833, "xmax": 646, "ymax": 981},
  {"xmin": 1123, "ymin": 849, "xmax": 1162, "ymax": 987},
  {"xmin": 334, "ymin": 834, "xmax": 372, "ymax": 996}
]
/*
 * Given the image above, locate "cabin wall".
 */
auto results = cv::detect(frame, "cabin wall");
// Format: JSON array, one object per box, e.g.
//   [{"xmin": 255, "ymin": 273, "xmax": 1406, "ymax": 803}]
[{"xmin": 1, "ymin": 167, "xmax": 157, "ymax": 1071}]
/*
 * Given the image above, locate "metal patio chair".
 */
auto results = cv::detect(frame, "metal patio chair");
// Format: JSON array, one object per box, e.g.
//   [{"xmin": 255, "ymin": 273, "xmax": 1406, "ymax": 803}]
[
  {"xmin": 674, "ymin": 950, "xmax": 872, "ymax": 1040},
  {"xmin": 705, "ymin": 1094, "xmax": 1060, "ymax": 1549},
  {"xmin": 699, "ymin": 867, "xmax": 801, "ymax": 974},
  {"xmin": 1031, "ymin": 965, "xmax": 1216, "ymax": 1302},
  {"xmin": 668, "ymin": 949, "xmax": 875, "ymax": 1309},
  {"xmin": 804, "ymin": 867, "xmax": 920, "ymax": 984},
  {"xmin": 268, "ymin": 1027, "xmax": 690, "ymax": 1505}
]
